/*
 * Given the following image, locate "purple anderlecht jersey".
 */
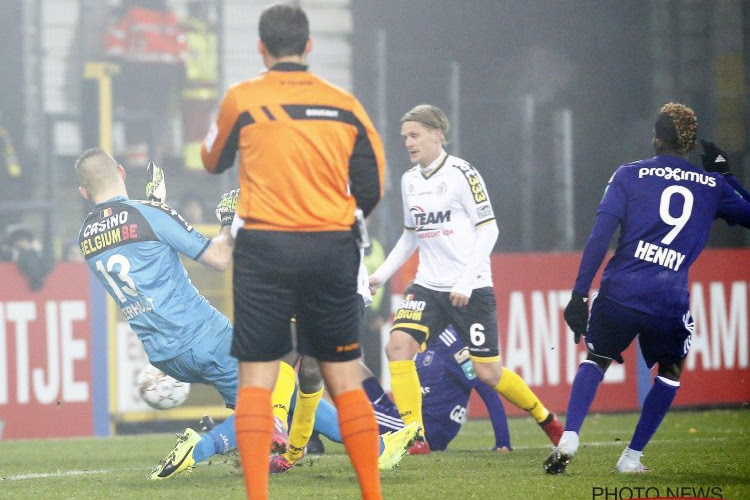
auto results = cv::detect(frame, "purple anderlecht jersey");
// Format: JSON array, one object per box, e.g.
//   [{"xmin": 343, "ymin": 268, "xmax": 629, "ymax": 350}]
[{"xmin": 592, "ymin": 155, "xmax": 750, "ymax": 316}]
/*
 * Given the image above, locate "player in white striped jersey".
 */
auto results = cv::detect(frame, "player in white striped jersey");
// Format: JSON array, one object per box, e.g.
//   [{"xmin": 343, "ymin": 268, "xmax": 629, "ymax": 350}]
[{"xmin": 370, "ymin": 104, "xmax": 561, "ymax": 454}]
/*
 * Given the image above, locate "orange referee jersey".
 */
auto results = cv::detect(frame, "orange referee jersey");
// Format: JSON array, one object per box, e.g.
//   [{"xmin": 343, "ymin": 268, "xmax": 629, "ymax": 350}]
[{"xmin": 201, "ymin": 62, "xmax": 385, "ymax": 232}]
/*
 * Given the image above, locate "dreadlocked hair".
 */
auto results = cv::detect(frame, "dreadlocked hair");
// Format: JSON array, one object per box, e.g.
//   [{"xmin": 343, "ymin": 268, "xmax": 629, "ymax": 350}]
[{"xmin": 655, "ymin": 102, "xmax": 697, "ymax": 154}]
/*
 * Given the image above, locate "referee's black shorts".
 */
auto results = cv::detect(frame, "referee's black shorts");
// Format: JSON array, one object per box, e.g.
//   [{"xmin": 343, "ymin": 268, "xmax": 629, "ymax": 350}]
[{"xmin": 231, "ymin": 229, "xmax": 362, "ymax": 362}]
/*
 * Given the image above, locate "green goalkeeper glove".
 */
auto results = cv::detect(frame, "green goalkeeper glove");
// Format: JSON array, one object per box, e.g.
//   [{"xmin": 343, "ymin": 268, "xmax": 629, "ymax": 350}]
[
  {"xmin": 215, "ymin": 189, "xmax": 239, "ymax": 227},
  {"xmin": 145, "ymin": 162, "xmax": 166, "ymax": 203}
]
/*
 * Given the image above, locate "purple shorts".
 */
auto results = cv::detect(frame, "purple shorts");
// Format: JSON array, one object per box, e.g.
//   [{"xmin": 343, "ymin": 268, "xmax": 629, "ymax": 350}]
[{"xmin": 585, "ymin": 294, "xmax": 693, "ymax": 368}]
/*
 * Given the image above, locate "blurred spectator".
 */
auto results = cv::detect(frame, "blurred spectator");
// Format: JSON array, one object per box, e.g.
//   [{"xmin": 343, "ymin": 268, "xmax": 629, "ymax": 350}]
[
  {"xmin": 179, "ymin": 191, "xmax": 207, "ymax": 223},
  {"xmin": 0, "ymin": 116, "xmax": 26, "ymax": 230},
  {"xmin": 181, "ymin": 0, "xmax": 218, "ymax": 170},
  {"xmin": 0, "ymin": 119, "xmax": 21, "ymax": 179},
  {"xmin": 0, "ymin": 224, "xmax": 52, "ymax": 291},
  {"xmin": 63, "ymin": 240, "xmax": 85, "ymax": 262},
  {"xmin": 105, "ymin": 0, "xmax": 186, "ymax": 167}
]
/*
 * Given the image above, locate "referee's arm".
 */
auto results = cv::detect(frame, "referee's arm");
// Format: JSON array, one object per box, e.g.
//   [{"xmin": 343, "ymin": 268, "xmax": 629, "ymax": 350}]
[
  {"xmin": 349, "ymin": 100, "xmax": 386, "ymax": 217},
  {"xmin": 200, "ymin": 90, "xmax": 241, "ymax": 174}
]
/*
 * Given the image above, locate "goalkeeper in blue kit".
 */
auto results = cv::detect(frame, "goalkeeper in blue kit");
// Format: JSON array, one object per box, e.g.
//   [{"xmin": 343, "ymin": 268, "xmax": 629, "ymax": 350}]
[
  {"xmin": 76, "ymin": 149, "xmax": 248, "ymax": 479},
  {"xmin": 75, "ymin": 149, "xmax": 416, "ymax": 480},
  {"xmin": 544, "ymin": 103, "xmax": 750, "ymax": 475}
]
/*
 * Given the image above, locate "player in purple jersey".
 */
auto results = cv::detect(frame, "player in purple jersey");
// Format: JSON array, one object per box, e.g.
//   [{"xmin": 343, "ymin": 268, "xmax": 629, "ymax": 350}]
[
  {"xmin": 418, "ymin": 326, "xmax": 511, "ymax": 451},
  {"xmin": 284, "ymin": 326, "xmax": 513, "ymax": 455},
  {"xmin": 544, "ymin": 103, "xmax": 750, "ymax": 475}
]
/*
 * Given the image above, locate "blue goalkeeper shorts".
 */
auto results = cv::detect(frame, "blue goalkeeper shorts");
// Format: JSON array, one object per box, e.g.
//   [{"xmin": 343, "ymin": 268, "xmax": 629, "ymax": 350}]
[{"xmin": 152, "ymin": 324, "xmax": 238, "ymax": 408}]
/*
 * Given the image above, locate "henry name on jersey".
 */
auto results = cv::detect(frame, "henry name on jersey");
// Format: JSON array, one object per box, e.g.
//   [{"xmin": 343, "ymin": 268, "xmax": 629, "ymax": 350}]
[
  {"xmin": 629, "ymin": 164, "xmax": 715, "ymax": 272},
  {"xmin": 633, "ymin": 240, "xmax": 686, "ymax": 271}
]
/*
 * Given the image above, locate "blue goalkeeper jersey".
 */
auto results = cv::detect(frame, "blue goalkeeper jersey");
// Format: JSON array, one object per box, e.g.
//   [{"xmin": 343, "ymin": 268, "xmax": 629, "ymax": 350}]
[
  {"xmin": 582, "ymin": 155, "xmax": 750, "ymax": 316},
  {"xmin": 79, "ymin": 196, "xmax": 231, "ymax": 362}
]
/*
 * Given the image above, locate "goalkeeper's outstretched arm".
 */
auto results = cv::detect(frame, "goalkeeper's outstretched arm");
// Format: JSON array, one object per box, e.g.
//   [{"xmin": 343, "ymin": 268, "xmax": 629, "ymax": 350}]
[
  {"xmin": 199, "ymin": 190, "xmax": 239, "ymax": 271},
  {"xmin": 200, "ymin": 226, "xmax": 234, "ymax": 271},
  {"xmin": 142, "ymin": 163, "xmax": 234, "ymax": 271}
]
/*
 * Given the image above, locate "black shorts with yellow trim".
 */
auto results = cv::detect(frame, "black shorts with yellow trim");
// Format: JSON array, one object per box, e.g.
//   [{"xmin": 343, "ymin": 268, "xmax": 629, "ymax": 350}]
[
  {"xmin": 391, "ymin": 284, "xmax": 499, "ymax": 358},
  {"xmin": 231, "ymin": 229, "xmax": 362, "ymax": 362}
]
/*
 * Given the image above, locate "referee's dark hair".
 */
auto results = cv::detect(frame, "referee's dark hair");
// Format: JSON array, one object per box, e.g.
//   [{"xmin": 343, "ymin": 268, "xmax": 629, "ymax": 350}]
[
  {"xmin": 258, "ymin": 3, "xmax": 309, "ymax": 58},
  {"xmin": 655, "ymin": 102, "xmax": 697, "ymax": 154}
]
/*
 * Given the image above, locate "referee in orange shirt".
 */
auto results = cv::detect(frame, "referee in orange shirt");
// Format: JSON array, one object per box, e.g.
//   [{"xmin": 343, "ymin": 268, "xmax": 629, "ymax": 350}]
[{"xmin": 201, "ymin": 4, "xmax": 386, "ymax": 499}]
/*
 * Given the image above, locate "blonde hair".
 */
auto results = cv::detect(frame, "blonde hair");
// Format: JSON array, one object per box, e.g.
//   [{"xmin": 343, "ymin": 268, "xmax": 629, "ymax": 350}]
[
  {"xmin": 655, "ymin": 102, "xmax": 697, "ymax": 154},
  {"xmin": 400, "ymin": 104, "xmax": 450, "ymax": 144}
]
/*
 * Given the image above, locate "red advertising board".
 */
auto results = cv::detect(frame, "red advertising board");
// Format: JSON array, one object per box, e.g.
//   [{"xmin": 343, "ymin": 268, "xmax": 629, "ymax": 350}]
[
  {"xmin": 393, "ymin": 249, "xmax": 750, "ymax": 417},
  {"xmin": 483, "ymin": 252, "xmax": 640, "ymax": 417},
  {"xmin": 673, "ymin": 249, "xmax": 750, "ymax": 407},
  {"xmin": 0, "ymin": 262, "xmax": 99, "ymax": 439},
  {"xmin": 1, "ymin": 249, "xmax": 746, "ymax": 438}
]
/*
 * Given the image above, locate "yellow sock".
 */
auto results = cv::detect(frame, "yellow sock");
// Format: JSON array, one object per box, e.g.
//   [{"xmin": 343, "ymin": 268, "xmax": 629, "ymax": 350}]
[
  {"xmin": 389, "ymin": 360, "xmax": 424, "ymax": 431},
  {"xmin": 271, "ymin": 361, "xmax": 297, "ymax": 427},
  {"xmin": 285, "ymin": 387, "xmax": 324, "ymax": 463},
  {"xmin": 495, "ymin": 367, "xmax": 549, "ymax": 423}
]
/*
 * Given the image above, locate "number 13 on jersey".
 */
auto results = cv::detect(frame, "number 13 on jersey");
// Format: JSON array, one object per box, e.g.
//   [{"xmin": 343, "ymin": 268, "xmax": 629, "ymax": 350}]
[{"xmin": 95, "ymin": 254, "xmax": 139, "ymax": 302}]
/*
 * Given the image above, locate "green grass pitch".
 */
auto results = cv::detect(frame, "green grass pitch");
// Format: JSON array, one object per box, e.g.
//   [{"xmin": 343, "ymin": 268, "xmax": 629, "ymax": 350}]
[{"xmin": 1, "ymin": 409, "xmax": 748, "ymax": 500}]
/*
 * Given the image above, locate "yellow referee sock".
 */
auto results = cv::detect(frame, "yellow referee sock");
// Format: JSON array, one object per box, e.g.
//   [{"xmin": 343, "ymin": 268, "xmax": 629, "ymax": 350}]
[
  {"xmin": 389, "ymin": 360, "xmax": 424, "ymax": 432},
  {"xmin": 271, "ymin": 361, "xmax": 297, "ymax": 427},
  {"xmin": 495, "ymin": 367, "xmax": 549, "ymax": 423},
  {"xmin": 285, "ymin": 387, "xmax": 324, "ymax": 463}
]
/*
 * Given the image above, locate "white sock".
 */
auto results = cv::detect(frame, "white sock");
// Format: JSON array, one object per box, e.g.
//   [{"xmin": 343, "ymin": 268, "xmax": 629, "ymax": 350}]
[
  {"xmin": 621, "ymin": 447, "xmax": 643, "ymax": 459},
  {"xmin": 557, "ymin": 430, "xmax": 579, "ymax": 455}
]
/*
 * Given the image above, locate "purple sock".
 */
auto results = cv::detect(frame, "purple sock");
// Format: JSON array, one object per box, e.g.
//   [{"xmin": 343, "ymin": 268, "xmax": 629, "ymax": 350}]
[
  {"xmin": 373, "ymin": 400, "xmax": 404, "ymax": 433},
  {"xmin": 362, "ymin": 376, "xmax": 387, "ymax": 403},
  {"xmin": 629, "ymin": 377, "xmax": 678, "ymax": 452},
  {"xmin": 565, "ymin": 361, "xmax": 604, "ymax": 433},
  {"xmin": 362, "ymin": 376, "xmax": 404, "ymax": 433}
]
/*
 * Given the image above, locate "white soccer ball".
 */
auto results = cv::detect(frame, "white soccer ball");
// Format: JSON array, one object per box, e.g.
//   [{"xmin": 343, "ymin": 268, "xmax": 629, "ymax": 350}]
[{"xmin": 136, "ymin": 365, "xmax": 191, "ymax": 410}]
